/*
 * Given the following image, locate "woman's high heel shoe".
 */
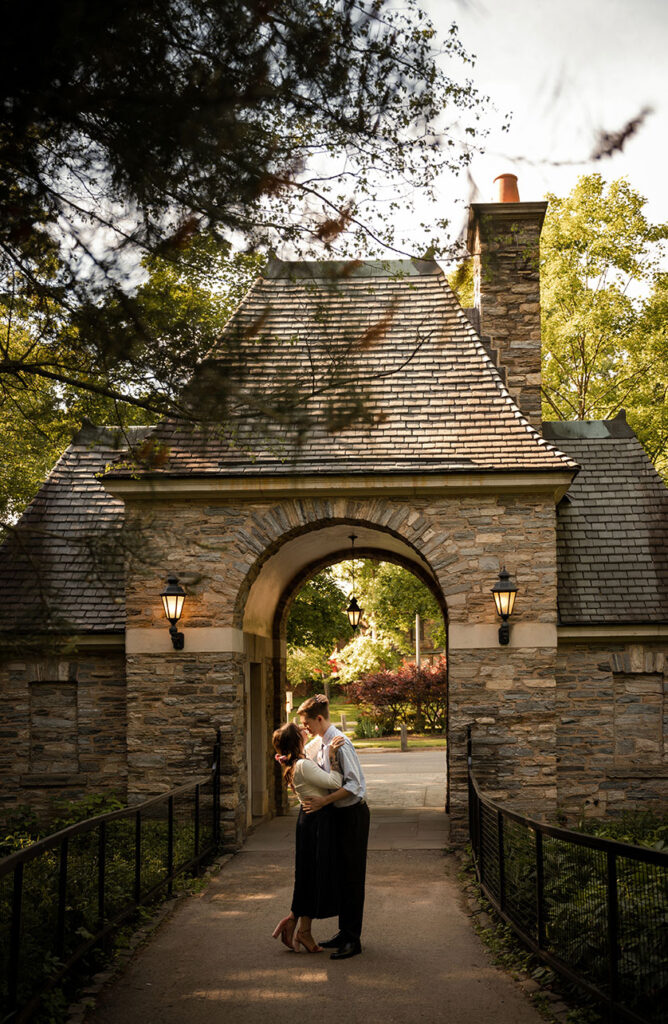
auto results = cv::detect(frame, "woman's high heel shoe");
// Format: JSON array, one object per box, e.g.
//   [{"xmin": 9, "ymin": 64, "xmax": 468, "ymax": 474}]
[
  {"xmin": 272, "ymin": 914, "xmax": 296, "ymax": 950},
  {"xmin": 293, "ymin": 930, "xmax": 323, "ymax": 953}
]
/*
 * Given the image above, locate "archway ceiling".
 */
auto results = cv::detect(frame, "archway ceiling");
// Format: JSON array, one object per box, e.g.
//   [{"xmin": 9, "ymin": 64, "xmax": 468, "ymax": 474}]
[{"xmin": 242, "ymin": 523, "xmax": 435, "ymax": 637}]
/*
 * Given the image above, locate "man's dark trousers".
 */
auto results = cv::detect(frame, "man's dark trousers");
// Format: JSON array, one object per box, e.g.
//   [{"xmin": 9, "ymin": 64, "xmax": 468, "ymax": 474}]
[{"xmin": 335, "ymin": 801, "xmax": 370, "ymax": 940}]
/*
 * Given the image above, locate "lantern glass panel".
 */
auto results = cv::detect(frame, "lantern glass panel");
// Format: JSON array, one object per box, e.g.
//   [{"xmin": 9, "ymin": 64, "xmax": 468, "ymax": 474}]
[
  {"xmin": 494, "ymin": 589, "xmax": 516, "ymax": 618},
  {"xmin": 162, "ymin": 592, "xmax": 185, "ymax": 622},
  {"xmin": 347, "ymin": 596, "xmax": 362, "ymax": 628}
]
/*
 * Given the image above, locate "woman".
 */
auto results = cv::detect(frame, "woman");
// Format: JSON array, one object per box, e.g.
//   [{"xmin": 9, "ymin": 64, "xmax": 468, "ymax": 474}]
[{"xmin": 271, "ymin": 721, "xmax": 344, "ymax": 953}]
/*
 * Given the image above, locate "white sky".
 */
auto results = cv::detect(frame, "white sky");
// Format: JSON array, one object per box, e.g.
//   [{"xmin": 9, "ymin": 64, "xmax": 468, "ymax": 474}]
[{"xmin": 412, "ymin": 0, "xmax": 668, "ymax": 253}]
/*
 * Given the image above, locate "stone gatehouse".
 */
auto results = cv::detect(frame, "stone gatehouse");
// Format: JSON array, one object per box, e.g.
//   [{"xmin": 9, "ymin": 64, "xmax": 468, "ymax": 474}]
[{"xmin": 1, "ymin": 192, "xmax": 666, "ymax": 846}]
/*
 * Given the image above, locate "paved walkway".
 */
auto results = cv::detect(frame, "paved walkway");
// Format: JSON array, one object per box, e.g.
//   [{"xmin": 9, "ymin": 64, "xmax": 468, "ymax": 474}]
[{"xmin": 90, "ymin": 751, "xmax": 542, "ymax": 1024}]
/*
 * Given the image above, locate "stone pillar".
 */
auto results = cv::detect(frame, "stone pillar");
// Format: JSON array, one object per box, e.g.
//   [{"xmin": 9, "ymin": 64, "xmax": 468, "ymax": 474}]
[{"xmin": 466, "ymin": 201, "xmax": 547, "ymax": 431}]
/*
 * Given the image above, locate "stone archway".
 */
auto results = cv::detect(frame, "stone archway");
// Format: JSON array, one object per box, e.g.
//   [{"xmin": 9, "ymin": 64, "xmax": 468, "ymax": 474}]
[{"xmin": 120, "ymin": 484, "xmax": 561, "ymax": 847}]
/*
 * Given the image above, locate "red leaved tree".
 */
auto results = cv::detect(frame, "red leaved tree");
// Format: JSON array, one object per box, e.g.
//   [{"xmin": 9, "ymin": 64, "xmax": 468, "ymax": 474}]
[{"xmin": 346, "ymin": 656, "xmax": 447, "ymax": 734}]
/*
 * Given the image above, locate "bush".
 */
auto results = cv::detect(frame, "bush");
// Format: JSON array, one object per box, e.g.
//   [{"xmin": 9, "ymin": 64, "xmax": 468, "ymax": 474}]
[
  {"xmin": 354, "ymin": 714, "xmax": 396, "ymax": 739},
  {"xmin": 346, "ymin": 656, "xmax": 447, "ymax": 733}
]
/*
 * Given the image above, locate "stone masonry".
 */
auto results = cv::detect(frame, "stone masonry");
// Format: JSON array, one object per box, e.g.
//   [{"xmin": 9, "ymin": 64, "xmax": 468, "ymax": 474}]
[
  {"xmin": 122, "ymin": 490, "xmax": 560, "ymax": 837},
  {"xmin": 556, "ymin": 641, "xmax": 668, "ymax": 818},
  {"xmin": 468, "ymin": 202, "xmax": 547, "ymax": 431},
  {"xmin": 0, "ymin": 650, "xmax": 128, "ymax": 818}
]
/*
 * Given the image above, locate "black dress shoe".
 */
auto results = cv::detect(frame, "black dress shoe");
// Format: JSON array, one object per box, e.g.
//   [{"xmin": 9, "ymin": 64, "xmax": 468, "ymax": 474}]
[
  {"xmin": 319, "ymin": 932, "xmax": 345, "ymax": 949},
  {"xmin": 330, "ymin": 939, "xmax": 362, "ymax": 960}
]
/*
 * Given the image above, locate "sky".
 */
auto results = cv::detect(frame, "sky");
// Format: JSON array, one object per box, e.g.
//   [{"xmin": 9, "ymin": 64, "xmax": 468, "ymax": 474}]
[{"xmin": 414, "ymin": 0, "xmax": 668, "ymax": 251}]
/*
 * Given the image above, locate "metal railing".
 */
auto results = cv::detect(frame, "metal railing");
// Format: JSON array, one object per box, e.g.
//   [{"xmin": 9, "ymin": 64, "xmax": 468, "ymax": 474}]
[
  {"xmin": 466, "ymin": 728, "xmax": 668, "ymax": 1024},
  {"xmin": 0, "ymin": 730, "xmax": 221, "ymax": 1023}
]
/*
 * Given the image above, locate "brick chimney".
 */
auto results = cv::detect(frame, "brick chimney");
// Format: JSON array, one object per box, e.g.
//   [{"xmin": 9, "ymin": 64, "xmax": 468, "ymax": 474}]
[{"xmin": 466, "ymin": 175, "xmax": 547, "ymax": 431}]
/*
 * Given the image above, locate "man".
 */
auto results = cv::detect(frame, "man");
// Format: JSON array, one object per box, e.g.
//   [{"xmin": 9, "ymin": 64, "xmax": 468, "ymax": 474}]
[{"xmin": 298, "ymin": 693, "xmax": 369, "ymax": 960}]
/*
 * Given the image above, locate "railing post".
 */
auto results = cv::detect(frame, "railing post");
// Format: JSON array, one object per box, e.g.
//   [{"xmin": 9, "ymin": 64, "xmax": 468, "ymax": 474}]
[
  {"xmin": 194, "ymin": 784, "xmax": 201, "ymax": 865},
  {"xmin": 607, "ymin": 849, "xmax": 619, "ymax": 1004},
  {"xmin": 466, "ymin": 726, "xmax": 474, "ymax": 855},
  {"xmin": 134, "ymin": 810, "xmax": 142, "ymax": 905},
  {"xmin": 214, "ymin": 728, "xmax": 221, "ymax": 847},
  {"xmin": 8, "ymin": 861, "xmax": 23, "ymax": 1013},
  {"xmin": 478, "ymin": 796, "xmax": 485, "ymax": 886},
  {"xmin": 497, "ymin": 809, "xmax": 505, "ymax": 912},
  {"xmin": 167, "ymin": 796, "xmax": 174, "ymax": 896},
  {"xmin": 98, "ymin": 820, "xmax": 106, "ymax": 933},
  {"xmin": 535, "ymin": 827, "xmax": 545, "ymax": 949},
  {"xmin": 56, "ymin": 836, "xmax": 68, "ymax": 959}
]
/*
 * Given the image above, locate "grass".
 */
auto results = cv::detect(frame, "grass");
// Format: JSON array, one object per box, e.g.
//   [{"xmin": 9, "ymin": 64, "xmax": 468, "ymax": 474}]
[{"xmin": 353, "ymin": 736, "xmax": 446, "ymax": 750}]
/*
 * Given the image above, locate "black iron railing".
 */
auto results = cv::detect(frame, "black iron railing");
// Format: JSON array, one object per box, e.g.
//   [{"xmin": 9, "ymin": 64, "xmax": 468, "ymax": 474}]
[
  {"xmin": 0, "ymin": 731, "xmax": 221, "ymax": 1023},
  {"xmin": 466, "ymin": 728, "xmax": 668, "ymax": 1024}
]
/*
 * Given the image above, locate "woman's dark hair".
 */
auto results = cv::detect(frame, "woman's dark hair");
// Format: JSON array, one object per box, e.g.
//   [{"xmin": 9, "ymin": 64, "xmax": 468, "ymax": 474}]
[{"xmin": 272, "ymin": 722, "xmax": 304, "ymax": 787}]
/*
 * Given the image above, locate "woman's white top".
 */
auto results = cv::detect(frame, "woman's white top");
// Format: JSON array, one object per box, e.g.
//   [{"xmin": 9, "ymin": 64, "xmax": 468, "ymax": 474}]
[{"xmin": 292, "ymin": 758, "xmax": 342, "ymax": 804}]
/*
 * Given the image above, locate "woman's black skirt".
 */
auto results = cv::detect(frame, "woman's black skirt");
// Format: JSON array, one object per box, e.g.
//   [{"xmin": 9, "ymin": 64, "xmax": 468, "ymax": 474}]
[{"xmin": 291, "ymin": 804, "xmax": 339, "ymax": 920}]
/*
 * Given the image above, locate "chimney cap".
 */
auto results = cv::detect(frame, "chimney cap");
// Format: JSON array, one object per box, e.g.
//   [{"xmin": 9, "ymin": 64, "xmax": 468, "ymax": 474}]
[{"xmin": 493, "ymin": 173, "xmax": 520, "ymax": 203}]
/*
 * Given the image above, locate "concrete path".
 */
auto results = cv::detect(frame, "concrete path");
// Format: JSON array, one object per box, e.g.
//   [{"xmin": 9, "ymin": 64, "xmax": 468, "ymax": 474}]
[
  {"xmin": 360, "ymin": 748, "xmax": 447, "ymax": 808},
  {"xmin": 90, "ymin": 751, "xmax": 543, "ymax": 1024}
]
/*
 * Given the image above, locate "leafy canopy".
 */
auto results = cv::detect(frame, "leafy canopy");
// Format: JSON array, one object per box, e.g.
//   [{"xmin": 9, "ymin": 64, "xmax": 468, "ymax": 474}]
[
  {"xmin": 0, "ymin": 0, "xmax": 485, "ymax": 426},
  {"xmin": 541, "ymin": 174, "xmax": 668, "ymax": 478}
]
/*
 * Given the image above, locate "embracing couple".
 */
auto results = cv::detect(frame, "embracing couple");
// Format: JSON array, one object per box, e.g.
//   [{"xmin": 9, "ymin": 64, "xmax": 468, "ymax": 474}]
[{"xmin": 271, "ymin": 693, "xmax": 370, "ymax": 960}]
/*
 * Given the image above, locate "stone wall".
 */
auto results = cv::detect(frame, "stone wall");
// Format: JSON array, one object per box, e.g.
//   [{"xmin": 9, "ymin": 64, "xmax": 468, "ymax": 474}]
[
  {"xmin": 126, "ymin": 651, "xmax": 247, "ymax": 848},
  {"xmin": 556, "ymin": 640, "xmax": 668, "ymax": 820},
  {"xmin": 0, "ymin": 649, "xmax": 127, "ymax": 821},
  {"xmin": 468, "ymin": 202, "xmax": 547, "ymax": 431},
  {"xmin": 121, "ymin": 489, "xmax": 560, "ymax": 838}
]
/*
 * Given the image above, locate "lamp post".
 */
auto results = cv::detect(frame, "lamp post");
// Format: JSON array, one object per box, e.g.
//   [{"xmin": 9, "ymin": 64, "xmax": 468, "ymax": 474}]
[
  {"xmin": 161, "ymin": 574, "xmax": 186, "ymax": 650},
  {"xmin": 346, "ymin": 534, "xmax": 363, "ymax": 629},
  {"xmin": 491, "ymin": 567, "xmax": 517, "ymax": 646}
]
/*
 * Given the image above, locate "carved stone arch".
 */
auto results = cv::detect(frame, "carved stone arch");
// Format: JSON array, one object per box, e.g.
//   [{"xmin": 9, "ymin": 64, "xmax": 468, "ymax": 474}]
[
  {"xmin": 272, "ymin": 545, "xmax": 448, "ymax": 644},
  {"xmin": 232, "ymin": 500, "xmax": 449, "ymax": 633}
]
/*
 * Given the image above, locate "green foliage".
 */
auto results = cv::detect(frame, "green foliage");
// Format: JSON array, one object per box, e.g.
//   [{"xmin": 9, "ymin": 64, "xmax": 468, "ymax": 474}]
[
  {"xmin": 0, "ymin": 233, "xmax": 262, "ymax": 523},
  {"xmin": 541, "ymin": 174, "xmax": 668, "ymax": 479},
  {"xmin": 0, "ymin": 0, "xmax": 486, "ymax": 449},
  {"xmin": 335, "ymin": 559, "xmax": 446, "ymax": 655},
  {"xmin": 576, "ymin": 809, "xmax": 668, "ymax": 851},
  {"xmin": 447, "ymin": 258, "xmax": 475, "ymax": 307},
  {"xmin": 287, "ymin": 568, "xmax": 351, "ymax": 648},
  {"xmin": 286, "ymin": 645, "xmax": 332, "ymax": 692},
  {"xmin": 0, "ymin": 788, "xmax": 217, "ymax": 1021},
  {"xmin": 336, "ymin": 632, "xmax": 402, "ymax": 687}
]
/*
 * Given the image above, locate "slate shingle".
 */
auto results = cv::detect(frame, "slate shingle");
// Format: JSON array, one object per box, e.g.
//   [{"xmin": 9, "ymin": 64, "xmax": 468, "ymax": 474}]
[
  {"xmin": 544, "ymin": 420, "xmax": 668, "ymax": 625},
  {"xmin": 106, "ymin": 260, "xmax": 576, "ymax": 479},
  {"xmin": 0, "ymin": 424, "xmax": 149, "ymax": 634}
]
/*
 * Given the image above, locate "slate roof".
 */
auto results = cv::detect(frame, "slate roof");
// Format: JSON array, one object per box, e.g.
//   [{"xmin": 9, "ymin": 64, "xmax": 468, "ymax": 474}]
[
  {"xmin": 0, "ymin": 423, "xmax": 148, "ymax": 635},
  {"xmin": 544, "ymin": 419, "xmax": 668, "ymax": 625},
  {"xmin": 106, "ymin": 259, "xmax": 576, "ymax": 479}
]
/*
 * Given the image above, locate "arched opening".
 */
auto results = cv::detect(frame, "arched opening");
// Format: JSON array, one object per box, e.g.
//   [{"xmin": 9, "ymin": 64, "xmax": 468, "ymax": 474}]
[{"xmin": 239, "ymin": 519, "xmax": 449, "ymax": 823}]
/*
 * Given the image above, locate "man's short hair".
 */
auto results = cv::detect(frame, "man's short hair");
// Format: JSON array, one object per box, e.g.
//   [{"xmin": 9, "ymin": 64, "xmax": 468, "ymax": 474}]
[{"xmin": 298, "ymin": 693, "xmax": 329, "ymax": 720}]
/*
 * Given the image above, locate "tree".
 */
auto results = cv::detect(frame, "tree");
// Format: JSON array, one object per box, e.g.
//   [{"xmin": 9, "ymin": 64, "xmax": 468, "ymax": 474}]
[
  {"xmin": 541, "ymin": 175, "xmax": 668, "ymax": 478},
  {"xmin": 338, "ymin": 559, "xmax": 446, "ymax": 653},
  {"xmin": 447, "ymin": 176, "xmax": 668, "ymax": 481},
  {"xmin": 287, "ymin": 568, "xmax": 352, "ymax": 649},
  {"xmin": 286, "ymin": 645, "xmax": 333, "ymax": 693},
  {"xmin": 336, "ymin": 632, "xmax": 401, "ymax": 686},
  {"xmin": 0, "ymin": 0, "xmax": 485, "ymax": 426},
  {"xmin": 0, "ymin": 233, "xmax": 262, "ymax": 522}
]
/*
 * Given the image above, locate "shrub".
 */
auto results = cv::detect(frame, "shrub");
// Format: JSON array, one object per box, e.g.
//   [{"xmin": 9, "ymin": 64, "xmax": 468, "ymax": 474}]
[{"xmin": 346, "ymin": 656, "xmax": 447, "ymax": 733}]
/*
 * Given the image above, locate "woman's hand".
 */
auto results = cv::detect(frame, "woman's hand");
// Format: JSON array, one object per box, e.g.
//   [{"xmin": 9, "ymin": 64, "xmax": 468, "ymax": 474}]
[{"xmin": 331, "ymin": 735, "xmax": 345, "ymax": 750}]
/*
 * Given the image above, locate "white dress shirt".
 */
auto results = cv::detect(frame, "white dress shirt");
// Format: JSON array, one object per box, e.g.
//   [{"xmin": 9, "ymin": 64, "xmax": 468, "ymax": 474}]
[{"xmin": 317, "ymin": 724, "xmax": 366, "ymax": 808}]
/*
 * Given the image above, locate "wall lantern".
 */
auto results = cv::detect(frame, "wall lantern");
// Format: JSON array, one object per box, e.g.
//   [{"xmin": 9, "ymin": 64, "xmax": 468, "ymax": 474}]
[
  {"xmin": 491, "ymin": 567, "xmax": 517, "ymax": 646},
  {"xmin": 161, "ymin": 574, "xmax": 186, "ymax": 650},
  {"xmin": 346, "ymin": 533, "xmax": 363, "ymax": 630}
]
